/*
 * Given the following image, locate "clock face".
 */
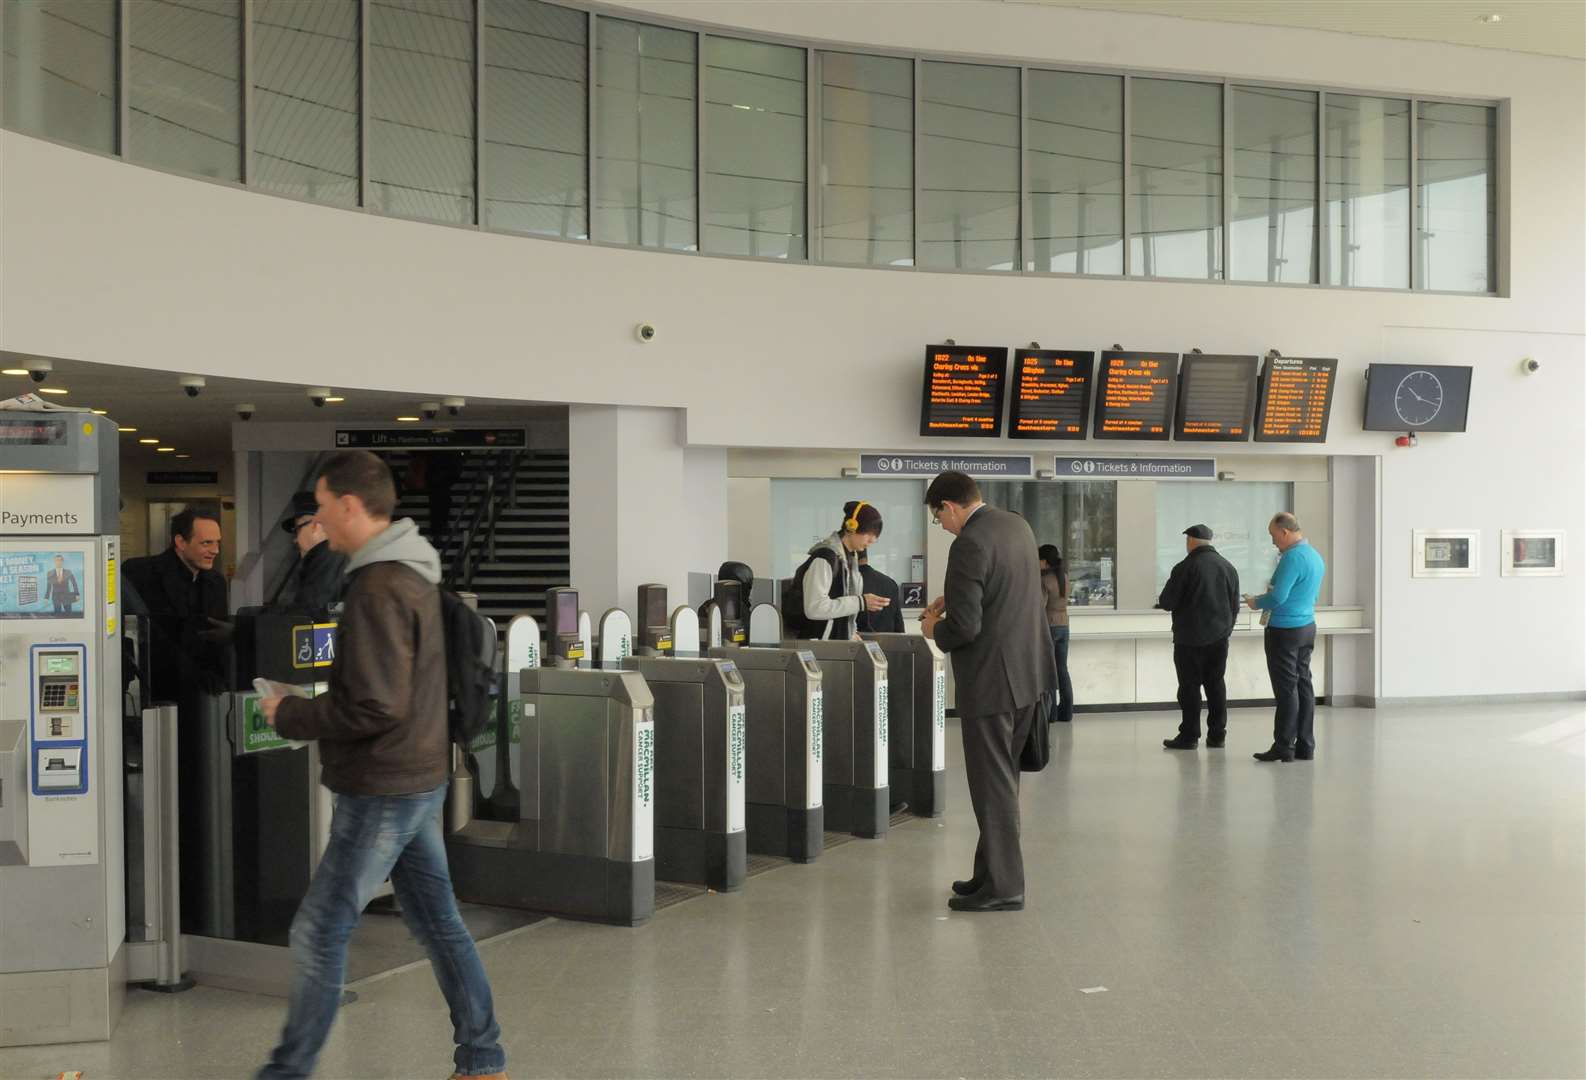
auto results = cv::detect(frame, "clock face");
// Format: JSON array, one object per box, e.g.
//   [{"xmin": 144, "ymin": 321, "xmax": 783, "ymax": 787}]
[{"xmin": 1394, "ymin": 370, "xmax": 1444, "ymax": 426}]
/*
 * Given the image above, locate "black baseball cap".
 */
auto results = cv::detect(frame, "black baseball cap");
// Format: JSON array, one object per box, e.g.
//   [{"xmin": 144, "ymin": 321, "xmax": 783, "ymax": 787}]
[
  {"xmin": 281, "ymin": 491, "xmax": 319, "ymax": 533},
  {"xmin": 1183, "ymin": 524, "xmax": 1213, "ymax": 540}
]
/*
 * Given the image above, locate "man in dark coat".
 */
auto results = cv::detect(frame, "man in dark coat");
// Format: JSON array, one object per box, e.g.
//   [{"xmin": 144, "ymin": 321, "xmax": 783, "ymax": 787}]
[
  {"xmin": 921, "ymin": 472, "xmax": 1056, "ymax": 912},
  {"xmin": 122, "ymin": 505, "xmax": 230, "ymax": 701},
  {"xmin": 855, "ymin": 551, "xmax": 904, "ymax": 634},
  {"xmin": 1158, "ymin": 524, "xmax": 1242, "ymax": 750},
  {"xmin": 276, "ymin": 490, "xmax": 347, "ymax": 613}
]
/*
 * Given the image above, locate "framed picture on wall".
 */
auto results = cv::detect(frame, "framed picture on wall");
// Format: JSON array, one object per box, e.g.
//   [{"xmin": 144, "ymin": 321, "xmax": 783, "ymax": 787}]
[
  {"xmin": 1412, "ymin": 529, "xmax": 1479, "ymax": 578},
  {"xmin": 1500, "ymin": 530, "xmax": 1565, "ymax": 577}
]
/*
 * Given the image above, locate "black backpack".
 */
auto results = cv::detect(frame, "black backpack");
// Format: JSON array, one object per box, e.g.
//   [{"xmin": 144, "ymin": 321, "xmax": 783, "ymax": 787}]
[
  {"xmin": 439, "ymin": 589, "xmax": 497, "ymax": 746},
  {"xmin": 780, "ymin": 549, "xmax": 841, "ymax": 640}
]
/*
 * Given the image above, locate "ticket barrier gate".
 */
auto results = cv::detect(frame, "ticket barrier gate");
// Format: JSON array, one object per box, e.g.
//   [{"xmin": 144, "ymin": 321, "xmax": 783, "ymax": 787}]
[
  {"xmin": 706, "ymin": 644, "xmax": 825, "ymax": 861},
  {"xmin": 783, "ymin": 639, "xmax": 890, "ymax": 839},
  {"xmin": 449, "ymin": 621, "xmax": 657, "ymax": 926},
  {"xmin": 865, "ymin": 634, "xmax": 948, "ymax": 818}
]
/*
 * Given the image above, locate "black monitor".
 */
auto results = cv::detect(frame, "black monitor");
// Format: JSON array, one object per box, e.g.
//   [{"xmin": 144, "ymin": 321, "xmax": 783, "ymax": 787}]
[
  {"xmin": 1363, "ymin": 363, "xmax": 1473, "ymax": 432},
  {"xmin": 919, "ymin": 345, "xmax": 1008, "ymax": 437},
  {"xmin": 1173, "ymin": 354, "xmax": 1258, "ymax": 442},
  {"xmin": 636, "ymin": 584, "xmax": 672, "ymax": 654},
  {"xmin": 544, "ymin": 587, "xmax": 583, "ymax": 664},
  {"xmin": 714, "ymin": 581, "xmax": 746, "ymax": 645},
  {"xmin": 1254, "ymin": 356, "xmax": 1337, "ymax": 443},
  {"xmin": 1092, "ymin": 350, "xmax": 1178, "ymax": 440},
  {"xmin": 1008, "ymin": 349, "xmax": 1095, "ymax": 440}
]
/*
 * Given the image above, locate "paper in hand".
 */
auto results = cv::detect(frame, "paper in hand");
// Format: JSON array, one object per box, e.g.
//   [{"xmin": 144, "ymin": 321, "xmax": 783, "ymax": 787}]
[{"xmin": 254, "ymin": 677, "xmax": 308, "ymax": 700}]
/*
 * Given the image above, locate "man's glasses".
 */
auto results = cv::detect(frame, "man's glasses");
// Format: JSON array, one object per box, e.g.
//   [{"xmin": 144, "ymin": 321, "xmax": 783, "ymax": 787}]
[
  {"xmin": 929, "ymin": 505, "xmax": 943, "ymax": 526},
  {"xmin": 287, "ymin": 516, "xmax": 314, "ymax": 535}
]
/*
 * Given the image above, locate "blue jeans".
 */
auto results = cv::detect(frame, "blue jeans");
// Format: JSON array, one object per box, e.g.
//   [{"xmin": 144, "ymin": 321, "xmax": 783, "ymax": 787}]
[
  {"xmin": 1048, "ymin": 625, "xmax": 1074, "ymax": 724},
  {"xmin": 258, "ymin": 785, "xmax": 505, "ymax": 1079}
]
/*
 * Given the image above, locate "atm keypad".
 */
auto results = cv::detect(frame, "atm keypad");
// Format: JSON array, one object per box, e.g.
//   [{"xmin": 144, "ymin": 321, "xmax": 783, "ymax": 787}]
[{"xmin": 40, "ymin": 681, "xmax": 79, "ymax": 710}]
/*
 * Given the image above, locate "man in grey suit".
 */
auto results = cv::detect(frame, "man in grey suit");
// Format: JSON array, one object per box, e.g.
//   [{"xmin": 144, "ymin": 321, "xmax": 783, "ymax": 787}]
[{"xmin": 921, "ymin": 472, "xmax": 1057, "ymax": 912}]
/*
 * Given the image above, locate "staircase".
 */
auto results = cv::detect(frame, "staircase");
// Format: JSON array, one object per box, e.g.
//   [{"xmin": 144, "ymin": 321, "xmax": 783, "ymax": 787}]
[{"xmin": 388, "ymin": 450, "xmax": 570, "ymax": 628}]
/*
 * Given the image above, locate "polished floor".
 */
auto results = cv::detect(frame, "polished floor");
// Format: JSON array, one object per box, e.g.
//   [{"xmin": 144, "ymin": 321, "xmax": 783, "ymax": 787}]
[{"xmin": 5, "ymin": 702, "xmax": 1583, "ymax": 1080}]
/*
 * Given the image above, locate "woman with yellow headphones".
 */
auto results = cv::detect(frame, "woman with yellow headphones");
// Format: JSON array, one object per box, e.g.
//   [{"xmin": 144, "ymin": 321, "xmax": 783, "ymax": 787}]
[{"xmin": 787, "ymin": 500, "xmax": 891, "ymax": 641}]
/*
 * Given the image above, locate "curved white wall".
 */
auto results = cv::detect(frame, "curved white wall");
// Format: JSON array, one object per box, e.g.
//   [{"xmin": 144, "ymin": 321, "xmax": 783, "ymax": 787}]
[{"xmin": 2, "ymin": 1, "xmax": 1582, "ymax": 700}]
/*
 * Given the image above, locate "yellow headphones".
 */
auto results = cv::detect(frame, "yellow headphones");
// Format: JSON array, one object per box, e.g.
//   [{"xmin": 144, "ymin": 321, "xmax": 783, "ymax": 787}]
[{"xmin": 843, "ymin": 500, "xmax": 870, "ymax": 534}]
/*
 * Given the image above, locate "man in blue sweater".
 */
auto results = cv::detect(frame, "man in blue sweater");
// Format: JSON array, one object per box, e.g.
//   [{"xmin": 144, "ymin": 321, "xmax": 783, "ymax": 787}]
[{"xmin": 1245, "ymin": 512, "xmax": 1326, "ymax": 763}]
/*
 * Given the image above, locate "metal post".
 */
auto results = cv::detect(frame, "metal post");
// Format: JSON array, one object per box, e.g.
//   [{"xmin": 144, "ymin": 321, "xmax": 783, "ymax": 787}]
[
  {"xmin": 117, "ymin": 0, "xmax": 130, "ymax": 157},
  {"xmin": 1121, "ymin": 75, "xmax": 1131, "ymax": 276},
  {"xmin": 150, "ymin": 705, "xmax": 192, "ymax": 991},
  {"xmin": 1317, "ymin": 90, "xmax": 1329, "ymax": 287},
  {"xmin": 474, "ymin": 0, "xmax": 484, "ymax": 227},
  {"xmin": 1018, "ymin": 65, "xmax": 1028, "ymax": 272},
  {"xmin": 1220, "ymin": 78, "xmax": 1232, "ymax": 281},
  {"xmin": 805, "ymin": 47, "xmax": 817, "ymax": 262},
  {"xmin": 1409, "ymin": 98, "xmax": 1420, "ymax": 289},
  {"xmin": 359, "ymin": 0, "xmax": 370, "ymax": 208},
  {"xmin": 911, "ymin": 57, "xmax": 921, "ymax": 268},
  {"xmin": 241, "ymin": 0, "xmax": 253, "ymax": 184},
  {"xmin": 586, "ymin": 11, "xmax": 597, "ymax": 241}
]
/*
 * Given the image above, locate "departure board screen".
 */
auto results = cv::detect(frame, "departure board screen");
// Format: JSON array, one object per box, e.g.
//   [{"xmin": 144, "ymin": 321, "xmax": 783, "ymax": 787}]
[
  {"xmin": 919, "ymin": 346, "xmax": 1009, "ymax": 437},
  {"xmin": 1173, "ymin": 354, "xmax": 1258, "ymax": 442},
  {"xmin": 1008, "ymin": 349, "xmax": 1094, "ymax": 440},
  {"xmin": 1092, "ymin": 351, "xmax": 1178, "ymax": 440},
  {"xmin": 1254, "ymin": 356, "xmax": 1338, "ymax": 443}
]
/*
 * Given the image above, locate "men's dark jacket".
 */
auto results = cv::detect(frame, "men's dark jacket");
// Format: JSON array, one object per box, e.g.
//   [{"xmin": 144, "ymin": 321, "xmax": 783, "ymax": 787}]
[
  {"xmin": 857, "ymin": 563, "xmax": 904, "ymax": 634},
  {"xmin": 278, "ymin": 540, "xmax": 348, "ymax": 613},
  {"xmin": 933, "ymin": 507, "xmax": 1058, "ymax": 717},
  {"xmin": 122, "ymin": 548, "xmax": 229, "ymax": 700},
  {"xmin": 274, "ymin": 520, "xmax": 448, "ymax": 797},
  {"xmin": 1158, "ymin": 544, "xmax": 1241, "ymax": 647}
]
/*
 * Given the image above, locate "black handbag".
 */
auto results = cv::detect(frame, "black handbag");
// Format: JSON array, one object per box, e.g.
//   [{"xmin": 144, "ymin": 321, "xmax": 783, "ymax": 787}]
[{"xmin": 1019, "ymin": 697, "xmax": 1051, "ymax": 772}]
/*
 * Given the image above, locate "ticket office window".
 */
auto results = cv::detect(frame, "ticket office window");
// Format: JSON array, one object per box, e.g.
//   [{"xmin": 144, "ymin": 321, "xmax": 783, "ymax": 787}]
[
  {"xmin": 1153, "ymin": 481, "xmax": 1291, "ymax": 600},
  {"xmin": 979, "ymin": 481, "xmax": 1118, "ymax": 608}
]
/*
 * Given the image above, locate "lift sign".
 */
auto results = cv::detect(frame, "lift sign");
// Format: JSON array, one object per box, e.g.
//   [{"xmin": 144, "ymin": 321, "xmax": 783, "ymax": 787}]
[{"xmin": 727, "ymin": 704, "xmax": 745, "ymax": 833}]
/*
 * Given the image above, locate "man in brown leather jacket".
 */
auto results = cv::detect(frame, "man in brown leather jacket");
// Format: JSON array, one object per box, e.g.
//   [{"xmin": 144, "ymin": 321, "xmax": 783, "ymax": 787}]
[{"xmin": 255, "ymin": 450, "xmax": 506, "ymax": 1080}]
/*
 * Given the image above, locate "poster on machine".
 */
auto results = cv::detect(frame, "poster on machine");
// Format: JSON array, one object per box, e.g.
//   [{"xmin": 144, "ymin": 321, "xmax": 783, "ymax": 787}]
[{"xmin": 0, "ymin": 550, "xmax": 86, "ymax": 618}]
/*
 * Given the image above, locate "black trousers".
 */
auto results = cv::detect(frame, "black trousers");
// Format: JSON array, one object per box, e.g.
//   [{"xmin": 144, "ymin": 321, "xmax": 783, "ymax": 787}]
[
  {"xmin": 1173, "ymin": 638, "xmax": 1230, "ymax": 740},
  {"xmin": 960, "ymin": 703, "xmax": 1038, "ymax": 899},
  {"xmin": 1264, "ymin": 622, "xmax": 1317, "ymax": 752}
]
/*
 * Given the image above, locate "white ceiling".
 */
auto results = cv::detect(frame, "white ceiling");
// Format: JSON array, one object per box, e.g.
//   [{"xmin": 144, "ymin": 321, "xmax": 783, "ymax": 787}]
[
  {"xmin": 0, "ymin": 355, "xmax": 564, "ymax": 464},
  {"xmin": 1006, "ymin": 0, "xmax": 1586, "ymax": 60}
]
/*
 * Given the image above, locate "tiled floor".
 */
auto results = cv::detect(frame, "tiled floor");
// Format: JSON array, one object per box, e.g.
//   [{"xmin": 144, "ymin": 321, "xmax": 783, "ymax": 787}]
[{"xmin": 4, "ymin": 702, "xmax": 1583, "ymax": 1080}]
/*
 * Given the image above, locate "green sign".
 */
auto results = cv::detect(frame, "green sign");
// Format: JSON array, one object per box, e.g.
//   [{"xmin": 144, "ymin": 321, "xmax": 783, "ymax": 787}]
[{"xmin": 241, "ymin": 695, "xmax": 293, "ymax": 754}]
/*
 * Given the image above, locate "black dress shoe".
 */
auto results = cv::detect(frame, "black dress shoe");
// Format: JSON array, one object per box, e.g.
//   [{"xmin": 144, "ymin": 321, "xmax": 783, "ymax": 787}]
[
  {"xmin": 1253, "ymin": 747, "xmax": 1294, "ymax": 762},
  {"xmin": 1162, "ymin": 736, "xmax": 1198, "ymax": 750},
  {"xmin": 951, "ymin": 878, "xmax": 983, "ymax": 896},
  {"xmin": 1293, "ymin": 748, "xmax": 1313, "ymax": 760},
  {"xmin": 948, "ymin": 893, "xmax": 1024, "ymax": 913},
  {"xmin": 1206, "ymin": 736, "xmax": 1225, "ymax": 749}
]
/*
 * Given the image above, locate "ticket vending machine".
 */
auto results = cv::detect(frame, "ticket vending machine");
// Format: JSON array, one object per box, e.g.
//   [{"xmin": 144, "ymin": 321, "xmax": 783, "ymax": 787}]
[{"xmin": 0, "ymin": 412, "xmax": 124, "ymax": 1047}]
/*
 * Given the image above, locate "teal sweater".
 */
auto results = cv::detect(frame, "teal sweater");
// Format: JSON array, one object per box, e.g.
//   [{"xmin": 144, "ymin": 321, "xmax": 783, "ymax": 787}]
[{"xmin": 1253, "ymin": 540, "xmax": 1325, "ymax": 628}]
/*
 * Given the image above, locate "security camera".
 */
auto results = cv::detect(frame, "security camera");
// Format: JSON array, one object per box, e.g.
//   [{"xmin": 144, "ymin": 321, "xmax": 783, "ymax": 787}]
[
  {"xmin": 26, "ymin": 359, "xmax": 52, "ymax": 383},
  {"xmin": 306, "ymin": 386, "xmax": 332, "ymax": 408},
  {"xmin": 443, "ymin": 396, "xmax": 466, "ymax": 417},
  {"xmin": 179, "ymin": 375, "xmax": 206, "ymax": 398},
  {"xmin": 635, "ymin": 322, "xmax": 657, "ymax": 344},
  {"xmin": 420, "ymin": 402, "xmax": 440, "ymax": 421},
  {"xmin": 235, "ymin": 402, "xmax": 255, "ymax": 421},
  {"xmin": 1520, "ymin": 357, "xmax": 1540, "ymax": 375}
]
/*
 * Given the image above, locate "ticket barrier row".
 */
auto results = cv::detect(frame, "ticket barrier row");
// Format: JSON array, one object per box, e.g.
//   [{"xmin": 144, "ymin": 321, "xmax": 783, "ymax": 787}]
[{"xmin": 444, "ymin": 583, "xmax": 946, "ymax": 927}]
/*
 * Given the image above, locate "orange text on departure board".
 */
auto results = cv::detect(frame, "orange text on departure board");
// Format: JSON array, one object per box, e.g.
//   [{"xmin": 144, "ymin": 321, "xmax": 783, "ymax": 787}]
[
  {"xmin": 1099, "ymin": 357, "xmax": 1170, "ymax": 431},
  {"xmin": 1260, "ymin": 362, "xmax": 1333, "ymax": 438},
  {"xmin": 1014, "ymin": 355, "xmax": 1086, "ymax": 434},
  {"xmin": 927, "ymin": 352, "xmax": 999, "ymax": 431}
]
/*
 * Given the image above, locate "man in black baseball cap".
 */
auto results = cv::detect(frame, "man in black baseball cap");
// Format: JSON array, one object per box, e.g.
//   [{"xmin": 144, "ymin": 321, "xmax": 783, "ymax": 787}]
[
  {"xmin": 1157, "ymin": 524, "xmax": 1241, "ymax": 750},
  {"xmin": 275, "ymin": 491, "xmax": 347, "ymax": 612}
]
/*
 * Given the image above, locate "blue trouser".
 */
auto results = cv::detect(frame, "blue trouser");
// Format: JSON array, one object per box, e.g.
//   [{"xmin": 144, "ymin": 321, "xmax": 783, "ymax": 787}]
[
  {"xmin": 258, "ymin": 785, "xmax": 505, "ymax": 1079},
  {"xmin": 1047, "ymin": 625, "xmax": 1074, "ymax": 724}
]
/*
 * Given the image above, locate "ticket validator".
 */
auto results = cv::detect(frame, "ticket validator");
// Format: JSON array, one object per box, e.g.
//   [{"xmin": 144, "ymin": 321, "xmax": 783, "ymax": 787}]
[{"xmin": 0, "ymin": 412, "xmax": 124, "ymax": 1046}]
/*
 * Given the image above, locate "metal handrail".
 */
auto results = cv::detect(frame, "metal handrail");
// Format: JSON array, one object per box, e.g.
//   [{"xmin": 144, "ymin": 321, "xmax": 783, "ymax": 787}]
[
  {"xmin": 444, "ymin": 450, "xmax": 526, "ymax": 591},
  {"xmin": 263, "ymin": 450, "xmax": 335, "ymax": 605}
]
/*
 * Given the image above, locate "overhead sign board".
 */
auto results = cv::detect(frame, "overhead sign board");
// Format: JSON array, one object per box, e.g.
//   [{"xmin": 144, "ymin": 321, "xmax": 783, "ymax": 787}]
[
  {"xmin": 334, "ymin": 428, "xmax": 527, "ymax": 449},
  {"xmin": 1052, "ymin": 456, "xmax": 1215, "ymax": 479},
  {"xmin": 859, "ymin": 454, "xmax": 1033, "ymax": 478}
]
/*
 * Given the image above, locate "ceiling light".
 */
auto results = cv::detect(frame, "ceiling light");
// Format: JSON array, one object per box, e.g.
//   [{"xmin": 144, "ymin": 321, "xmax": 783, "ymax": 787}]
[
  {"xmin": 1, "ymin": 368, "xmax": 27, "ymax": 376},
  {"xmin": 176, "ymin": 454, "xmax": 191, "ymax": 459},
  {"xmin": 325, "ymin": 396, "xmax": 345, "ymax": 403},
  {"xmin": 92, "ymin": 409, "xmax": 108, "ymax": 415},
  {"xmin": 156, "ymin": 447, "xmax": 175, "ymax": 453},
  {"xmin": 395, "ymin": 415, "xmax": 421, "ymax": 422},
  {"xmin": 120, "ymin": 427, "xmax": 138, "ymax": 433},
  {"xmin": 139, "ymin": 438, "xmax": 159, "ymax": 444},
  {"xmin": 1478, "ymin": 13, "xmax": 1502, "ymax": 23},
  {"xmin": 38, "ymin": 387, "xmax": 68, "ymax": 395}
]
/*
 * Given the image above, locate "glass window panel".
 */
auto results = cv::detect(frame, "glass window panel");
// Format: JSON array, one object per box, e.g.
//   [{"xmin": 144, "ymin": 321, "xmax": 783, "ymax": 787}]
[
  {"xmin": 1129, "ymin": 78, "xmax": 1222, "ymax": 280},
  {"xmin": 768, "ymin": 479, "xmax": 925, "ymax": 586},
  {"xmin": 253, "ymin": 0, "xmax": 359, "ymax": 207},
  {"xmin": 1027, "ymin": 69, "xmax": 1122, "ymax": 275},
  {"xmin": 819, "ymin": 51, "xmax": 912, "ymax": 267},
  {"xmin": 594, "ymin": 18, "xmax": 696, "ymax": 250},
  {"xmin": 918, "ymin": 61, "xmax": 1018, "ymax": 272},
  {"xmin": 368, "ymin": 0, "xmax": 474, "ymax": 225},
  {"xmin": 2, "ymin": 0, "xmax": 117, "ymax": 152},
  {"xmin": 1417, "ymin": 101, "xmax": 1495, "ymax": 293},
  {"xmin": 1154, "ymin": 482, "xmax": 1291, "ymax": 598},
  {"xmin": 1231, "ymin": 86, "xmax": 1316, "ymax": 284},
  {"xmin": 483, "ymin": 0, "xmax": 586, "ymax": 239},
  {"xmin": 128, "ymin": 0, "xmax": 242, "ymax": 180},
  {"xmin": 702, "ymin": 36, "xmax": 805, "ymax": 260},
  {"xmin": 1325, "ymin": 94, "xmax": 1410, "ymax": 289},
  {"xmin": 979, "ymin": 481, "xmax": 1118, "ymax": 608}
]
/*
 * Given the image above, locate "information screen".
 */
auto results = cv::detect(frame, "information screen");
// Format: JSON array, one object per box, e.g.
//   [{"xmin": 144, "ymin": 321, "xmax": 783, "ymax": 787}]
[
  {"xmin": 1363, "ymin": 363, "xmax": 1473, "ymax": 432},
  {"xmin": 1008, "ymin": 349, "xmax": 1094, "ymax": 440},
  {"xmin": 1092, "ymin": 351, "xmax": 1178, "ymax": 440},
  {"xmin": 1173, "ymin": 354, "xmax": 1258, "ymax": 442},
  {"xmin": 0, "ymin": 416, "xmax": 69, "ymax": 445},
  {"xmin": 919, "ymin": 346, "xmax": 1009, "ymax": 437},
  {"xmin": 1254, "ymin": 356, "xmax": 1337, "ymax": 443}
]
